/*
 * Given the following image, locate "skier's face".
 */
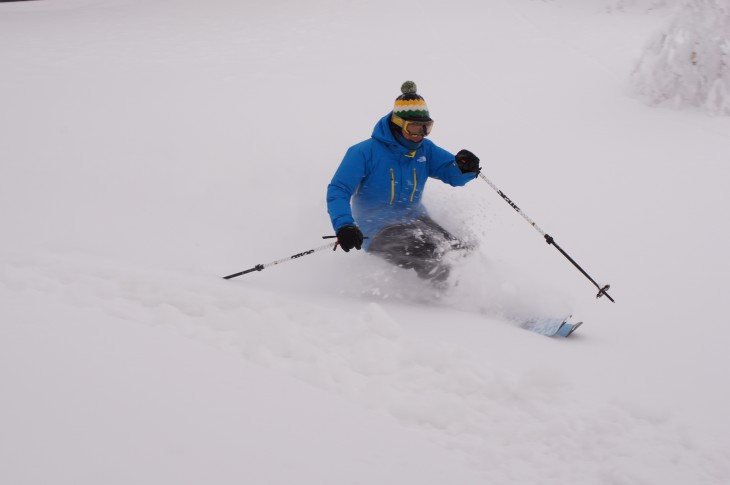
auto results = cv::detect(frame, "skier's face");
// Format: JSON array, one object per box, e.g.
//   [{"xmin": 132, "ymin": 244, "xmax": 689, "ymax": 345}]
[{"xmin": 401, "ymin": 128, "xmax": 425, "ymax": 143}]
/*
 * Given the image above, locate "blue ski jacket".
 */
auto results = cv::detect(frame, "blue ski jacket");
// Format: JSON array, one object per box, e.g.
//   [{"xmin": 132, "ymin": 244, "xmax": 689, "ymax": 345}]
[{"xmin": 327, "ymin": 113, "xmax": 477, "ymax": 250}]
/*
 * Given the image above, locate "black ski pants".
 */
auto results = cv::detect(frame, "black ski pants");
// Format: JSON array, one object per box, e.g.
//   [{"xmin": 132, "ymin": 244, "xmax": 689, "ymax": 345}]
[{"xmin": 367, "ymin": 216, "xmax": 468, "ymax": 283}]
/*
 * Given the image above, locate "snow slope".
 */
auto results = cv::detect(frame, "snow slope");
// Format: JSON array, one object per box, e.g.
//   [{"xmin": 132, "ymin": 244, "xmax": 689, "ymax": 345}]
[{"xmin": 2, "ymin": 0, "xmax": 730, "ymax": 483}]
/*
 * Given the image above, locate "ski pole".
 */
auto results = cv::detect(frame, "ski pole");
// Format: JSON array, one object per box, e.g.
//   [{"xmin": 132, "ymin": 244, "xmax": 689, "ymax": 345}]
[
  {"xmin": 478, "ymin": 173, "xmax": 614, "ymax": 302},
  {"xmin": 223, "ymin": 241, "xmax": 337, "ymax": 279},
  {"xmin": 222, "ymin": 235, "xmax": 368, "ymax": 280}
]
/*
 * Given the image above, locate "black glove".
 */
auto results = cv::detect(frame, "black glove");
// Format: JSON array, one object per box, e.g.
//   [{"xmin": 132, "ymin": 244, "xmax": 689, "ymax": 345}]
[
  {"xmin": 455, "ymin": 149, "xmax": 481, "ymax": 174},
  {"xmin": 337, "ymin": 225, "xmax": 363, "ymax": 252}
]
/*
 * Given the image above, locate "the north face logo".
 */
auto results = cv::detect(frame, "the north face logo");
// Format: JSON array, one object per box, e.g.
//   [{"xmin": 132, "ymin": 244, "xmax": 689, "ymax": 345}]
[{"xmin": 417, "ymin": 156, "xmax": 427, "ymax": 163}]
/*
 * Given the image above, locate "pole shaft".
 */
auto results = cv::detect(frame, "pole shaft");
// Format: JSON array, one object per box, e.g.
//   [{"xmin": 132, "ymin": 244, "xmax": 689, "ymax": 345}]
[
  {"xmin": 479, "ymin": 173, "xmax": 547, "ymax": 237},
  {"xmin": 261, "ymin": 242, "xmax": 336, "ymax": 269},
  {"xmin": 478, "ymin": 173, "xmax": 614, "ymax": 302},
  {"xmin": 223, "ymin": 242, "xmax": 337, "ymax": 280}
]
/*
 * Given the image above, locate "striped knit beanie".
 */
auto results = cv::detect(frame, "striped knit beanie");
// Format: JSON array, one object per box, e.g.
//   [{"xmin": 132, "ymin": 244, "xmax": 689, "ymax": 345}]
[{"xmin": 393, "ymin": 81, "xmax": 431, "ymax": 121}]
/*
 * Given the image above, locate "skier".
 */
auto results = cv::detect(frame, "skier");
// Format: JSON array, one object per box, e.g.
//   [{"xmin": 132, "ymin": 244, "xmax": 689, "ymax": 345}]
[{"xmin": 326, "ymin": 81, "xmax": 481, "ymax": 284}]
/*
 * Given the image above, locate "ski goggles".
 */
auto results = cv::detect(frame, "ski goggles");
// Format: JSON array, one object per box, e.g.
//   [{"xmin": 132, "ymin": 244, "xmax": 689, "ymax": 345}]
[{"xmin": 391, "ymin": 113, "xmax": 434, "ymax": 136}]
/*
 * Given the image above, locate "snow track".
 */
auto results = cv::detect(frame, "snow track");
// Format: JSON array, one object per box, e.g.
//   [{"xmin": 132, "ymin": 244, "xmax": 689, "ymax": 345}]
[{"xmin": 2, "ymin": 252, "xmax": 727, "ymax": 484}]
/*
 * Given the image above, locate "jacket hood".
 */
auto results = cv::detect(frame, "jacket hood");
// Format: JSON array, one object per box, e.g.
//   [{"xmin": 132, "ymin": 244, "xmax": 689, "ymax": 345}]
[{"xmin": 371, "ymin": 113, "xmax": 398, "ymax": 145}]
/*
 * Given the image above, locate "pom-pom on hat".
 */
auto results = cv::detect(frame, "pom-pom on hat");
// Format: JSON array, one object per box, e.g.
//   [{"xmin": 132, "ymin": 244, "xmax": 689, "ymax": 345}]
[{"xmin": 393, "ymin": 81, "xmax": 431, "ymax": 121}]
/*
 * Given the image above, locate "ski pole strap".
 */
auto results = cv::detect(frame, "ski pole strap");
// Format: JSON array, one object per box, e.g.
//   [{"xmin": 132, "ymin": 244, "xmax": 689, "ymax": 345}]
[{"xmin": 222, "ymin": 242, "xmax": 337, "ymax": 280}]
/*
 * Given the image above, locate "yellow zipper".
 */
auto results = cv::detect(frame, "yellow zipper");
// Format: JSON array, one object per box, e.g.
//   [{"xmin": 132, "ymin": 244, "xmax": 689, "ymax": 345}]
[
  {"xmin": 409, "ymin": 168, "xmax": 417, "ymax": 202},
  {"xmin": 390, "ymin": 168, "xmax": 395, "ymax": 205}
]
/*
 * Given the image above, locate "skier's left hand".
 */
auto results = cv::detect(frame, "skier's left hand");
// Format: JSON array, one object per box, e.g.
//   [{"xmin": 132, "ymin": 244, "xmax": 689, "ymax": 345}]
[{"xmin": 455, "ymin": 149, "xmax": 481, "ymax": 174}]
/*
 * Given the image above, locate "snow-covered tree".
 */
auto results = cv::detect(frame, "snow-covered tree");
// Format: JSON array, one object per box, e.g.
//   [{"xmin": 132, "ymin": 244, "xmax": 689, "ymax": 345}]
[{"xmin": 632, "ymin": 0, "xmax": 730, "ymax": 115}]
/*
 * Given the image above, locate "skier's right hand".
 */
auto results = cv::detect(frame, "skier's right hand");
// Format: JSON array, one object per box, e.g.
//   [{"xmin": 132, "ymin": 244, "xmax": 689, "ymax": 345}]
[{"xmin": 337, "ymin": 226, "xmax": 364, "ymax": 252}]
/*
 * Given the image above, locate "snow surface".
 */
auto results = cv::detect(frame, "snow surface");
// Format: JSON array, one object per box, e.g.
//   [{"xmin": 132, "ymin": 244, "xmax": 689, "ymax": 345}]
[{"xmin": 2, "ymin": 0, "xmax": 730, "ymax": 484}]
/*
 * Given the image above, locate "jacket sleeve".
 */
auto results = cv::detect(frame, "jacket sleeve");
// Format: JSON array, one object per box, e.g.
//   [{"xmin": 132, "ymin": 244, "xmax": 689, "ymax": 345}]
[
  {"xmin": 428, "ymin": 144, "xmax": 478, "ymax": 187},
  {"xmin": 327, "ymin": 144, "xmax": 368, "ymax": 231}
]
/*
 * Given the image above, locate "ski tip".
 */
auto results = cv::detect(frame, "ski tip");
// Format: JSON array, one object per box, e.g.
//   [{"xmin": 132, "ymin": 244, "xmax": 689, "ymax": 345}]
[
  {"xmin": 554, "ymin": 320, "xmax": 583, "ymax": 338},
  {"xmin": 566, "ymin": 321, "xmax": 583, "ymax": 337}
]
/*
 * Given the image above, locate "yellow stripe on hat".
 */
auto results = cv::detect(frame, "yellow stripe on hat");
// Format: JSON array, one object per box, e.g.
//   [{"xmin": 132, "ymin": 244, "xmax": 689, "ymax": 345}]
[{"xmin": 394, "ymin": 99, "xmax": 428, "ymax": 109}]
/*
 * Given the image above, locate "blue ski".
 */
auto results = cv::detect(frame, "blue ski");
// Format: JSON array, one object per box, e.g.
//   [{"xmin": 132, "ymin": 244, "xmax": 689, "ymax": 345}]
[{"xmin": 521, "ymin": 315, "xmax": 583, "ymax": 338}]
